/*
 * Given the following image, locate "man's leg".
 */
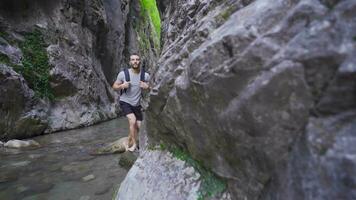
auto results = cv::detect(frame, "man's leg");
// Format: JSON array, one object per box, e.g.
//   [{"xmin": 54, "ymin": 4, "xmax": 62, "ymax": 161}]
[{"xmin": 126, "ymin": 113, "xmax": 137, "ymax": 151}]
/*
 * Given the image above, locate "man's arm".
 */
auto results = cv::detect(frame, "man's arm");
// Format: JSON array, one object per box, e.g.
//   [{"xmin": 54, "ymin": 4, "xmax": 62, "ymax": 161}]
[{"xmin": 113, "ymin": 80, "xmax": 130, "ymax": 91}]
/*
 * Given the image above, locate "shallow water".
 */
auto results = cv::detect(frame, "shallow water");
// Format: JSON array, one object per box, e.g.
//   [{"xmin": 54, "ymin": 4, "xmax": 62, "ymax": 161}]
[{"xmin": 0, "ymin": 118, "xmax": 129, "ymax": 200}]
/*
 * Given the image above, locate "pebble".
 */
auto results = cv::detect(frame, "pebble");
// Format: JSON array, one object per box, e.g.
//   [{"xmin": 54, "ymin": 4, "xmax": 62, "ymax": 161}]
[
  {"xmin": 4, "ymin": 139, "xmax": 41, "ymax": 148},
  {"xmin": 82, "ymin": 174, "xmax": 95, "ymax": 182}
]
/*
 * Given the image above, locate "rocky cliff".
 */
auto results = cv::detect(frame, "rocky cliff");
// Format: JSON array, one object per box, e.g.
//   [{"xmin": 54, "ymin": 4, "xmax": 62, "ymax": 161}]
[
  {"xmin": 0, "ymin": 0, "xmax": 146, "ymax": 139},
  {"xmin": 118, "ymin": 0, "xmax": 356, "ymax": 199}
]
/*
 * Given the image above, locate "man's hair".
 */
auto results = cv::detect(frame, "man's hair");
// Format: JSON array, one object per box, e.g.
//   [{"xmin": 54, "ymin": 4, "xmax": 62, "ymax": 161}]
[{"xmin": 130, "ymin": 53, "xmax": 140, "ymax": 58}]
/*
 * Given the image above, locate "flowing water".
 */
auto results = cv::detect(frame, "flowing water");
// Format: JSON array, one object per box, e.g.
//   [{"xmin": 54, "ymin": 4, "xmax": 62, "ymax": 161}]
[{"xmin": 0, "ymin": 118, "xmax": 129, "ymax": 200}]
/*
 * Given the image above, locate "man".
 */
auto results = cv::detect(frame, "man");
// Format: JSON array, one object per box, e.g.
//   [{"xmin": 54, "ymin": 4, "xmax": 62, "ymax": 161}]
[{"xmin": 112, "ymin": 54, "xmax": 150, "ymax": 152}]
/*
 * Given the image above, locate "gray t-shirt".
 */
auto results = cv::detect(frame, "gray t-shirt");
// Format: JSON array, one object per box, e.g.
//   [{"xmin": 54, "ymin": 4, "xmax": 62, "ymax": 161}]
[{"xmin": 116, "ymin": 68, "xmax": 150, "ymax": 106}]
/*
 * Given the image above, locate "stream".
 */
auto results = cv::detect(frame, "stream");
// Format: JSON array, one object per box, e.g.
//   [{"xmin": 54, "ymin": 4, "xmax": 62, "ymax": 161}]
[{"xmin": 0, "ymin": 118, "xmax": 129, "ymax": 200}]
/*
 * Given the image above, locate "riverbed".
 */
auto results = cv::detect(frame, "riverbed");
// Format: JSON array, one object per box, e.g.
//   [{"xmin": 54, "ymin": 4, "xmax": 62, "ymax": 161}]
[{"xmin": 0, "ymin": 118, "xmax": 129, "ymax": 200}]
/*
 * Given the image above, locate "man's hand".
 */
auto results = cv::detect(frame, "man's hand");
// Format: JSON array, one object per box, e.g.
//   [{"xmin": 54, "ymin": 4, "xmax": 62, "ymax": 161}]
[
  {"xmin": 140, "ymin": 81, "xmax": 149, "ymax": 90},
  {"xmin": 121, "ymin": 81, "xmax": 130, "ymax": 89}
]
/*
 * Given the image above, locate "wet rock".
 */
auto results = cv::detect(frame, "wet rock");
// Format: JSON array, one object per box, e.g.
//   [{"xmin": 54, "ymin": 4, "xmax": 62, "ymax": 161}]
[
  {"xmin": 21, "ymin": 193, "xmax": 48, "ymax": 200},
  {"xmin": 61, "ymin": 163, "xmax": 89, "ymax": 173},
  {"xmin": 19, "ymin": 182, "xmax": 54, "ymax": 197},
  {"xmin": 82, "ymin": 174, "xmax": 95, "ymax": 182},
  {"xmin": 90, "ymin": 137, "xmax": 128, "ymax": 155},
  {"xmin": 0, "ymin": 171, "xmax": 18, "ymax": 183},
  {"xmin": 28, "ymin": 154, "xmax": 42, "ymax": 159},
  {"xmin": 4, "ymin": 139, "xmax": 41, "ymax": 149},
  {"xmin": 118, "ymin": 151, "xmax": 138, "ymax": 170},
  {"xmin": 10, "ymin": 160, "xmax": 31, "ymax": 167},
  {"xmin": 94, "ymin": 183, "xmax": 112, "ymax": 195}
]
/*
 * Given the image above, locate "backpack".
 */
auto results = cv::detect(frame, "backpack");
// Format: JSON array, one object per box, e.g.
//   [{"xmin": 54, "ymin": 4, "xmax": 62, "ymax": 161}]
[{"xmin": 120, "ymin": 65, "xmax": 146, "ymax": 95}]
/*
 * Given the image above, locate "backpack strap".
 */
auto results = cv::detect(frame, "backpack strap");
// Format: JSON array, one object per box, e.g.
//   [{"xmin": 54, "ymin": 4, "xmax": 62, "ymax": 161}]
[
  {"xmin": 140, "ymin": 65, "xmax": 145, "ymax": 82},
  {"xmin": 124, "ymin": 67, "xmax": 130, "ymax": 82},
  {"xmin": 120, "ymin": 68, "xmax": 130, "ymax": 95}
]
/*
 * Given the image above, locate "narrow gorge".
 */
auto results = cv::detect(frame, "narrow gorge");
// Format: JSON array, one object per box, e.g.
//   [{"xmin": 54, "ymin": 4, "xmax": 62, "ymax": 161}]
[{"xmin": 1, "ymin": 0, "xmax": 355, "ymax": 200}]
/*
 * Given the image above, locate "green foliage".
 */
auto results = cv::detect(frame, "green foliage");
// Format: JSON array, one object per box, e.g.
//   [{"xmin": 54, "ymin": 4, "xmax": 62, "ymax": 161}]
[
  {"xmin": 16, "ymin": 30, "xmax": 53, "ymax": 100},
  {"xmin": 159, "ymin": 142, "xmax": 167, "ymax": 150},
  {"xmin": 139, "ymin": 0, "xmax": 161, "ymax": 53},
  {"xmin": 149, "ymin": 143, "xmax": 226, "ymax": 200},
  {"xmin": 353, "ymin": 36, "xmax": 356, "ymax": 41},
  {"xmin": 140, "ymin": 0, "xmax": 161, "ymax": 40}
]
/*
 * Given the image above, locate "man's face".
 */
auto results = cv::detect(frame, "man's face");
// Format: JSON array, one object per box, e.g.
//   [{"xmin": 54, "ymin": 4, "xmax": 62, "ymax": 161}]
[{"xmin": 129, "ymin": 55, "xmax": 140, "ymax": 69}]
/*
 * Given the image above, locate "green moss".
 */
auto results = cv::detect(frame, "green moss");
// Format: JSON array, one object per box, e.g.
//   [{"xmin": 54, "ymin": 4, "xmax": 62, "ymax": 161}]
[
  {"xmin": 149, "ymin": 143, "xmax": 227, "ymax": 200},
  {"xmin": 0, "ymin": 31, "xmax": 9, "ymax": 39},
  {"xmin": 0, "ymin": 53, "xmax": 11, "ymax": 65},
  {"xmin": 140, "ymin": 0, "xmax": 161, "ymax": 40},
  {"xmin": 0, "ymin": 53, "xmax": 21, "ymax": 70},
  {"xmin": 139, "ymin": 0, "xmax": 161, "ymax": 53},
  {"xmin": 16, "ymin": 30, "xmax": 53, "ymax": 100},
  {"xmin": 215, "ymin": 5, "xmax": 238, "ymax": 24}
]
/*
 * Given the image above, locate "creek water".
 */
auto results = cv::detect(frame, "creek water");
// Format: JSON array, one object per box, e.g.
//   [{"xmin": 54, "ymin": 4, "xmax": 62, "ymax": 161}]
[{"xmin": 0, "ymin": 118, "xmax": 129, "ymax": 200}]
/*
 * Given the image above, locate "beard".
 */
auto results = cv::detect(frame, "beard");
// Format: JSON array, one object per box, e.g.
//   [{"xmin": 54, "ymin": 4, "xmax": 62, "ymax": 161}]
[{"xmin": 131, "ymin": 63, "xmax": 140, "ymax": 69}]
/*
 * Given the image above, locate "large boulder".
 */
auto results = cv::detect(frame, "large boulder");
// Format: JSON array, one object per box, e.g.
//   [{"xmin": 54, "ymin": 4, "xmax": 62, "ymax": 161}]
[
  {"xmin": 0, "ymin": 0, "xmax": 135, "ymax": 138},
  {"xmin": 0, "ymin": 64, "xmax": 48, "ymax": 139},
  {"xmin": 119, "ymin": 0, "xmax": 356, "ymax": 199}
]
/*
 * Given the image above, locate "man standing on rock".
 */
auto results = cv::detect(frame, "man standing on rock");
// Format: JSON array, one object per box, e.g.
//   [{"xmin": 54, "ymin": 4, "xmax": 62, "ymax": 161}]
[{"xmin": 112, "ymin": 53, "xmax": 150, "ymax": 152}]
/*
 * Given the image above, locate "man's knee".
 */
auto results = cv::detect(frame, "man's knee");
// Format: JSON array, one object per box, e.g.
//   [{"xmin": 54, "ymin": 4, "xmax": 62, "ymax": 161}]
[{"xmin": 127, "ymin": 114, "xmax": 137, "ymax": 126}]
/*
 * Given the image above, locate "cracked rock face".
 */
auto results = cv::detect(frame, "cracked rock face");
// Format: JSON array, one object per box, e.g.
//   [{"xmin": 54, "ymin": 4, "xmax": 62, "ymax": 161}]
[
  {"xmin": 115, "ymin": 150, "xmax": 202, "ymax": 200},
  {"xmin": 119, "ymin": 0, "xmax": 356, "ymax": 199},
  {"xmin": 0, "ymin": 0, "xmax": 132, "ymax": 139}
]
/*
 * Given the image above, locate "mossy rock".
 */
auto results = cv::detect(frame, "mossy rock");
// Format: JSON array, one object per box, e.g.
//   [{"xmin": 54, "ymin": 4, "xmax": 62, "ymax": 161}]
[{"xmin": 118, "ymin": 151, "xmax": 138, "ymax": 169}]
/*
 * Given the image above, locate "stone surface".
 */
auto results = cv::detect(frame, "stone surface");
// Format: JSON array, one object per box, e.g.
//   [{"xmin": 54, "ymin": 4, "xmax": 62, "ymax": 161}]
[
  {"xmin": 118, "ymin": 151, "xmax": 138, "ymax": 170},
  {"xmin": 115, "ymin": 150, "xmax": 201, "ymax": 200},
  {"xmin": 119, "ymin": 0, "xmax": 356, "ymax": 199},
  {"xmin": 82, "ymin": 174, "xmax": 95, "ymax": 182},
  {"xmin": 0, "ymin": 0, "xmax": 138, "ymax": 139},
  {"xmin": 0, "ymin": 64, "xmax": 48, "ymax": 140},
  {"xmin": 4, "ymin": 139, "xmax": 41, "ymax": 148},
  {"xmin": 90, "ymin": 137, "xmax": 129, "ymax": 155}
]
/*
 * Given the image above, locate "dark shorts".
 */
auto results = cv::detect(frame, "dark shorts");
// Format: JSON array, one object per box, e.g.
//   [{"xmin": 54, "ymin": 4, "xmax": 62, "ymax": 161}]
[{"xmin": 119, "ymin": 101, "xmax": 143, "ymax": 121}]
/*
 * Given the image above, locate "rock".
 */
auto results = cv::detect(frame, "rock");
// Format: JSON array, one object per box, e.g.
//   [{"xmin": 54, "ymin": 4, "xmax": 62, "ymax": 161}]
[
  {"xmin": 82, "ymin": 174, "xmax": 95, "ymax": 182},
  {"xmin": 0, "ymin": 141, "xmax": 3, "ymax": 146},
  {"xmin": 0, "ymin": 171, "xmax": 18, "ymax": 183},
  {"xmin": 119, "ymin": 0, "xmax": 356, "ymax": 199},
  {"xmin": 0, "ymin": 64, "xmax": 48, "ymax": 140},
  {"xmin": 115, "ymin": 150, "xmax": 202, "ymax": 200},
  {"xmin": 18, "ymin": 182, "xmax": 54, "ymax": 196},
  {"xmin": 90, "ymin": 137, "xmax": 128, "ymax": 155},
  {"xmin": 0, "ymin": 0, "xmax": 126, "ymax": 139},
  {"xmin": 118, "ymin": 151, "xmax": 138, "ymax": 170},
  {"xmin": 4, "ymin": 139, "xmax": 41, "ymax": 149},
  {"xmin": 10, "ymin": 160, "xmax": 31, "ymax": 167},
  {"xmin": 94, "ymin": 183, "xmax": 112, "ymax": 195}
]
